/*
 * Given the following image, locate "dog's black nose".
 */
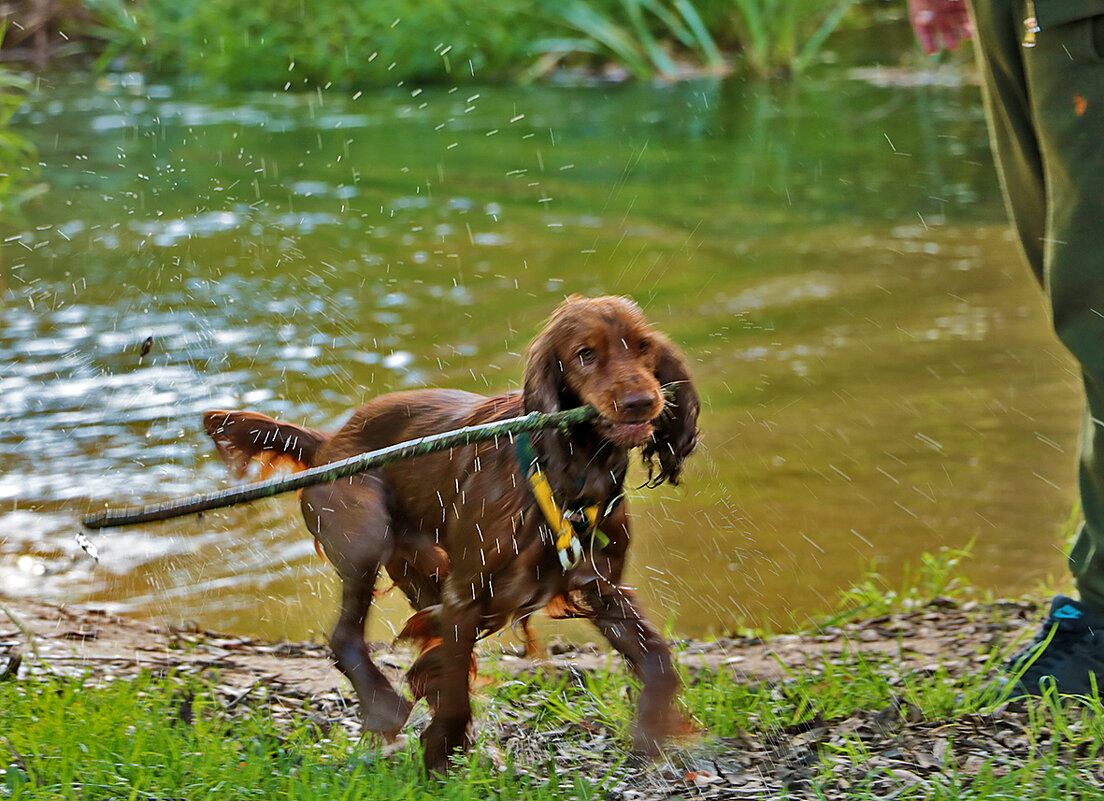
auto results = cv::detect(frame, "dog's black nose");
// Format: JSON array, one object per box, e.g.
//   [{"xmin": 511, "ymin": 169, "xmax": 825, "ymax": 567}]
[{"xmin": 621, "ymin": 391, "xmax": 658, "ymax": 417}]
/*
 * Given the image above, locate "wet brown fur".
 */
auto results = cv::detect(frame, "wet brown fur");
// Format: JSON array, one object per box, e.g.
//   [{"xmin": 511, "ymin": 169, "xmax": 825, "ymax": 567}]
[{"xmin": 202, "ymin": 295, "xmax": 699, "ymax": 774}]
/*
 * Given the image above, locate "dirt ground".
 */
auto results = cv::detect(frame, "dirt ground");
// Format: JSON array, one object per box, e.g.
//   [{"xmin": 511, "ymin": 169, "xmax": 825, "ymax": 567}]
[
  {"xmin": 0, "ymin": 594, "xmax": 1036, "ymax": 689},
  {"xmin": 2, "ymin": 593, "xmax": 1082, "ymax": 798}
]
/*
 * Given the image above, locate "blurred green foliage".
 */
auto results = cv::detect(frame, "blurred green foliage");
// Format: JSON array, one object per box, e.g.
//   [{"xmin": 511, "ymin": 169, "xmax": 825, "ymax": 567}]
[
  {"xmin": 80, "ymin": 0, "xmax": 863, "ymax": 87},
  {"xmin": 0, "ymin": 61, "xmax": 44, "ymax": 223},
  {"xmin": 84, "ymin": 0, "xmax": 563, "ymax": 87}
]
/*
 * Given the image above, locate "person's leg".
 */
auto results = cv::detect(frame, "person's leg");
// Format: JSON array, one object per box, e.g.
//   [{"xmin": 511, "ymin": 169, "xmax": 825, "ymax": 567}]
[
  {"xmin": 975, "ymin": 0, "xmax": 1104, "ymax": 610},
  {"xmin": 969, "ymin": 0, "xmax": 1045, "ymax": 288},
  {"xmin": 973, "ymin": 0, "xmax": 1104, "ymax": 693},
  {"xmin": 1019, "ymin": 12, "xmax": 1104, "ymax": 613}
]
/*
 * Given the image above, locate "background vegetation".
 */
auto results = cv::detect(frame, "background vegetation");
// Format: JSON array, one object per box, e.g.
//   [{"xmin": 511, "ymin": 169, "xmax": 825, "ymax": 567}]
[
  {"xmin": 2, "ymin": 0, "xmax": 878, "ymax": 88},
  {"xmin": 0, "ymin": 27, "xmax": 44, "ymax": 224}
]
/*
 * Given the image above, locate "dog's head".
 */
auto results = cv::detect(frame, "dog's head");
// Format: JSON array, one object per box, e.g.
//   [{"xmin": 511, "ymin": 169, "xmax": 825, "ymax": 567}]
[{"xmin": 523, "ymin": 295, "xmax": 699, "ymax": 486}]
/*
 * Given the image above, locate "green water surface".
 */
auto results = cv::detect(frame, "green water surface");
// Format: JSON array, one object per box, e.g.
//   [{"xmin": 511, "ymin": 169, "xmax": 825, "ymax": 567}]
[{"xmin": 0, "ymin": 67, "xmax": 1080, "ymax": 642}]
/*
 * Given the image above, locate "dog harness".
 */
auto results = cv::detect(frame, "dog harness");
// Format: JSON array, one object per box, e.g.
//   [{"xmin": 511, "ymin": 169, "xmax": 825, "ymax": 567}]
[{"xmin": 515, "ymin": 433, "xmax": 611, "ymax": 570}]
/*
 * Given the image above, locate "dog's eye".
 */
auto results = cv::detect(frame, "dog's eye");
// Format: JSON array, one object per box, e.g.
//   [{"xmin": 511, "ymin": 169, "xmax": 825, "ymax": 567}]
[
  {"xmin": 639, "ymin": 338, "xmax": 651, "ymax": 353},
  {"xmin": 577, "ymin": 347, "xmax": 596, "ymax": 364}
]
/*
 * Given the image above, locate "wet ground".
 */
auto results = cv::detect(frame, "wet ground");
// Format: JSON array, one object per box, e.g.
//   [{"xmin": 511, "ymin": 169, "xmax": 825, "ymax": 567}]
[{"xmin": 0, "ymin": 591, "xmax": 1065, "ymax": 798}]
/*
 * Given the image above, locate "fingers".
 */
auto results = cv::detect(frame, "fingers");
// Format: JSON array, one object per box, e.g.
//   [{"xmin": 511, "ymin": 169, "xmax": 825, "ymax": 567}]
[
  {"xmin": 937, "ymin": 10, "xmax": 974, "ymax": 51},
  {"xmin": 914, "ymin": 16, "xmax": 939, "ymax": 53},
  {"xmin": 912, "ymin": 8, "xmax": 939, "ymax": 54},
  {"xmin": 909, "ymin": 0, "xmax": 973, "ymax": 54}
]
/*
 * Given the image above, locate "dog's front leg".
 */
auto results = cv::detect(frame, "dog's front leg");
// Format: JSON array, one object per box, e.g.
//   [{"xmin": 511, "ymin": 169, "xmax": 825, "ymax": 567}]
[
  {"xmin": 420, "ymin": 592, "xmax": 480, "ymax": 774},
  {"xmin": 583, "ymin": 582, "xmax": 679, "ymax": 756}
]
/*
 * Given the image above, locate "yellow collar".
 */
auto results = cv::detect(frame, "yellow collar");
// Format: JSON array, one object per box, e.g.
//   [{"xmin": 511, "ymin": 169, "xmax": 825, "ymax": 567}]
[{"xmin": 516, "ymin": 433, "xmax": 606, "ymax": 570}]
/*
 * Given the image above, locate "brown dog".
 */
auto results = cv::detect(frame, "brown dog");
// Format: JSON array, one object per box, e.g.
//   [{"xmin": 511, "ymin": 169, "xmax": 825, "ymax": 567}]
[{"xmin": 203, "ymin": 295, "xmax": 699, "ymax": 773}]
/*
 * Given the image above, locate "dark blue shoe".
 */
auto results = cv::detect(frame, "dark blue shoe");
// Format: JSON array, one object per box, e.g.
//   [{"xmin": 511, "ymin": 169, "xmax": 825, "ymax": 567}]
[{"xmin": 1005, "ymin": 595, "xmax": 1104, "ymax": 697}]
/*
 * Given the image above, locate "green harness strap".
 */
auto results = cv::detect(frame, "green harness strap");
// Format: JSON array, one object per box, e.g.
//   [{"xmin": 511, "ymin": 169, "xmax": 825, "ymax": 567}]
[{"xmin": 515, "ymin": 433, "xmax": 611, "ymax": 570}]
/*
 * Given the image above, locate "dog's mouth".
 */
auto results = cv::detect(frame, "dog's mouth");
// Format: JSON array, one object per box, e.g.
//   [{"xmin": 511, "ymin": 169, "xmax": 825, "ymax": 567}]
[{"xmin": 597, "ymin": 419, "xmax": 655, "ymax": 448}]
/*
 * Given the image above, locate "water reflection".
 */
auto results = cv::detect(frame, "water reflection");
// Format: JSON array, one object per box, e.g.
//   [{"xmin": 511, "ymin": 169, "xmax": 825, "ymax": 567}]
[{"xmin": 1, "ymin": 72, "xmax": 1076, "ymax": 640}]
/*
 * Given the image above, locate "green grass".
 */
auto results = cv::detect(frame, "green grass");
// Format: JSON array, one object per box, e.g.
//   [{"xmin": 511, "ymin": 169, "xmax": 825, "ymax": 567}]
[
  {"xmin": 2, "ymin": 547, "xmax": 1099, "ymax": 799},
  {"xmin": 0, "ymin": 672, "xmax": 577, "ymax": 799},
  {"xmin": 6, "ymin": 642, "xmax": 1104, "ymax": 799},
  {"xmin": 825, "ymin": 539, "xmax": 980, "ymax": 625}
]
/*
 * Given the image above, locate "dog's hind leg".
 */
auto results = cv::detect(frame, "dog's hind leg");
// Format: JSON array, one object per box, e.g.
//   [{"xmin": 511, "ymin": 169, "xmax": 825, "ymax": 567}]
[
  {"xmin": 301, "ymin": 474, "xmax": 412, "ymax": 738},
  {"xmin": 419, "ymin": 593, "xmax": 481, "ymax": 774}
]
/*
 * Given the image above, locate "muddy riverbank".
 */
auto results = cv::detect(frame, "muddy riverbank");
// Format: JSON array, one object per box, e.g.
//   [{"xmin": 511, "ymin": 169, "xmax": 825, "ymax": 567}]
[{"xmin": 5, "ymin": 593, "xmax": 1080, "ymax": 799}]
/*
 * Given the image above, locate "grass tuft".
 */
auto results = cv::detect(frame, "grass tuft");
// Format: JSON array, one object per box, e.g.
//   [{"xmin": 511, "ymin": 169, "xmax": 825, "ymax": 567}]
[{"xmin": 4, "ymin": 545, "xmax": 1102, "ymax": 798}]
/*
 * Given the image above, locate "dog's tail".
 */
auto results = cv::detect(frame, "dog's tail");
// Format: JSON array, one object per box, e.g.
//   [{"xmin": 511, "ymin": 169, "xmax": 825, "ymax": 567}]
[
  {"xmin": 397, "ymin": 607, "xmax": 446, "ymax": 707},
  {"xmin": 202, "ymin": 410, "xmax": 328, "ymax": 478},
  {"xmin": 396, "ymin": 606, "xmax": 478, "ymax": 709}
]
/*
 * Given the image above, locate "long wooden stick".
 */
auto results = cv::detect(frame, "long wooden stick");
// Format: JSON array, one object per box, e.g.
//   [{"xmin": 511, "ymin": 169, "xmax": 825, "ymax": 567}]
[{"xmin": 83, "ymin": 404, "xmax": 598, "ymax": 531}]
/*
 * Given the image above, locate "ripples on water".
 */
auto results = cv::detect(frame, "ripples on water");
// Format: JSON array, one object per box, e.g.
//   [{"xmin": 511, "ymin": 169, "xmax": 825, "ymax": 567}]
[{"xmin": 4, "ymin": 71, "xmax": 1074, "ymax": 639}]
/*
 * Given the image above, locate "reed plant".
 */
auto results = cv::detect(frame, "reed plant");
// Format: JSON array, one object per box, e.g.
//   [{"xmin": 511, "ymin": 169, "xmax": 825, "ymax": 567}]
[
  {"xmin": 77, "ymin": 0, "xmax": 858, "ymax": 87},
  {"xmin": 537, "ymin": 0, "xmax": 857, "ymax": 80},
  {"xmin": 729, "ymin": 0, "xmax": 859, "ymax": 77},
  {"xmin": 533, "ymin": 0, "xmax": 725, "ymax": 81}
]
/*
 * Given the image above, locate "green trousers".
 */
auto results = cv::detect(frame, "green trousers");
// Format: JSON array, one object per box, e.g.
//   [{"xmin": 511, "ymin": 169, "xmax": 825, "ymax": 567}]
[{"xmin": 970, "ymin": 0, "xmax": 1104, "ymax": 611}]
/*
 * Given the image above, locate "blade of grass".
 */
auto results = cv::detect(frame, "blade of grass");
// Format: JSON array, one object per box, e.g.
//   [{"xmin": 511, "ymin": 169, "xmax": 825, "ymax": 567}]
[
  {"xmin": 619, "ymin": 0, "xmax": 679, "ymax": 76},
  {"xmin": 671, "ymin": 0, "xmax": 724, "ymax": 68},
  {"xmin": 793, "ymin": 0, "xmax": 858, "ymax": 73},
  {"xmin": 634, "ymin": 0, "xmax": 696, "ymax": 49},
  {"xmin": 731, "ymin": 0, "xmax": 768, "ymax": 74},
  {"xmin": 555, "ymin": 0, "xmax": 653, "ymax": 80}
]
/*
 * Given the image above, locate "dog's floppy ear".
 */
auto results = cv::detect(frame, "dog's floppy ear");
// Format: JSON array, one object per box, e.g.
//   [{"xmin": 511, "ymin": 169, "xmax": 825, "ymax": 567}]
[
  {"xmin": 522, "ymin": 300, "xmax": 579, "ymax": 479},
  {"xmin": 642, "ymin": 333, "xmax": 699, "ymax": 486},
  {"xmin": 523, "ymin": 295, "xmax": 587, "ymax": 415},
  {"xmin": 522, "ymin": 330, "xmax": 564, "ymax": 417}
]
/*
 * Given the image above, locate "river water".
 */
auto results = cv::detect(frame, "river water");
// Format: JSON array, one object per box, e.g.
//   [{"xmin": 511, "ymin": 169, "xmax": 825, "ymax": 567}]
[{"xmin": 1, "ymin": 64, "xmax": 1081, "ymax": 642}]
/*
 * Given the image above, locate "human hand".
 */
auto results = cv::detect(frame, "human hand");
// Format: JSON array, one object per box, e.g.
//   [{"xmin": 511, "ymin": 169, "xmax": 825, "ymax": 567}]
[{"xmin": 908, "ymin": 0, "xmax": 973, "ymax": 53}]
